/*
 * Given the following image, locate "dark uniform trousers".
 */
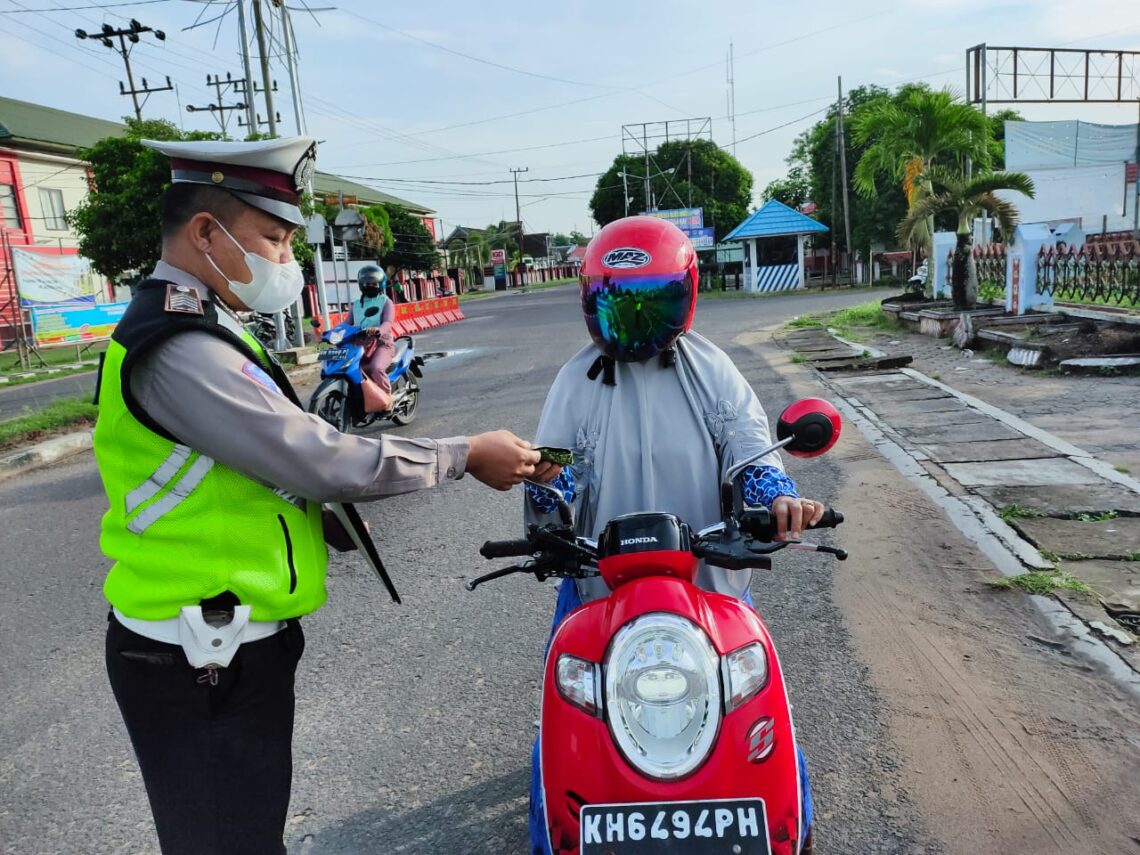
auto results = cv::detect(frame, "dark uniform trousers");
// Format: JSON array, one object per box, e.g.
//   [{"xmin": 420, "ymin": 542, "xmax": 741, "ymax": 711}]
[{"xmin": 106, "ymin": 613, "xmax": 305, "ymax": 855}]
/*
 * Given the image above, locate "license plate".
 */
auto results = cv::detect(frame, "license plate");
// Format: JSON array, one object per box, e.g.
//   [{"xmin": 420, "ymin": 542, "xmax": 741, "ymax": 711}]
[
  {"xmin": 319, "ymin": 348, "xmax": 349, "ymax": 361},
  {"xmin": 580, "ymin": 798, "xmax": 769, "ymax": 854}
]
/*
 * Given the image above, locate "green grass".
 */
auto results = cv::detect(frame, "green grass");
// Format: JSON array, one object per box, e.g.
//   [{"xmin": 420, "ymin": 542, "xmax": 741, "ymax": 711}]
[
  {"xmin": 0, "ymin": 341, "xmax": 107, "ymax": 376},
  {"xmin": 1114, "ymin": 465, "xmax": 1132, "ymax": 474},
  {"xmin": 0, "ymin": 364, "xmax": 99, "ymax": 388},
  {"xmin": 0, "ymin": 398, "xmax": 98, "ymax": 452},
  {"xmin": 1073, "ymin": 511, "xmax": 1118, "ymax": 522},
  {"xmin": 988, "ymin": 571, "xmax": 1093, "ymax": 597},
  {"xmin": 1000, "ymin": 504, "xmax": 1048, "ymax": 522},
  {"xmin": 785, "ymin": 315, "xmax": 824, "ymax": 328},
  {"xmin": 459, "ymin": 277, "xmax": 576, "ymax": 302},
  {"xmin": 1127, "ymin": 551, "xmax": 1140, "ymax": 562},
  {"xmin": 825, "ymin": 301, "xmax": 904, "ymax": 340},
  {"xmin": 790, "ymin": 354, "xmax": 808, "ymax": 364},
  {"xmin": 1038, "ymin": 547, "xmax": 1061, "ymax": 563}
]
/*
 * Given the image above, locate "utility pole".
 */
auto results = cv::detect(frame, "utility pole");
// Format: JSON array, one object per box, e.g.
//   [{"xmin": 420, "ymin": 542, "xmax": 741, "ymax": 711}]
[
  {"xmin": 251, "ymin": 0, "xmax": 278, "ymax": 136},
  {"xmin": 511, "ymin": 167, "xmax": 528, "ymax": 284},
  {"xmin": 727, "ymin": 41, "xmax": 737, "ymax": 156},
  {"xmin": 643, "ymin": 126, "xmax": 652, "ymax": 212},
  {"xmin": 277, "ymin": 0, "xmax": 306, "ymax": 136},
  {"xmin": 836, "ymin": 76, "xmax": 852, "ymax": 284},
  {"xmin": 621, "ymin": 168, "xmax": 630, "ymax": 217},
  {"xmin": 235, "ymin": 1, "xmax": 258, "ymax": 130},
  {"xmin": 75, "ymin": 20, "xmax": 171, "ymax": 120},
  {"xmin": 186, "ymin": 72, "xmax": 248, "ymax": 134}
]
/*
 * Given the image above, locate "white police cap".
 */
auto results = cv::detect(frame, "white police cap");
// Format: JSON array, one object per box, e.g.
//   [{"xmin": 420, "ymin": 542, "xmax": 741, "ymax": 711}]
[{"xmin": 142, "ymin": 136, "xmax": 317, "ymax": 226}]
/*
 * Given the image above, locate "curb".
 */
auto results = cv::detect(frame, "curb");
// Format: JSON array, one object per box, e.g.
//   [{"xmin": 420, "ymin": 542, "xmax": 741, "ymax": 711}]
[
  {"xmin": 0, "ymin": 429, "xmax": 93, "ymax": 483},
  {"xmin": 824, "ymin": 379, "xmax": 1140, "ymax": 698}
]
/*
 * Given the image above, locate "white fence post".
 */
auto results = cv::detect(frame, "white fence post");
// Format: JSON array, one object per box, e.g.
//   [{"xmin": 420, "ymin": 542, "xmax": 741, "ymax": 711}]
[
  {"xmin": 931, "ymin": 232, "xmax": 957, "ymax": 299},
  {"xmin": 1006, "ymin": 223, "xmax": 1054, "ymax": 315}
]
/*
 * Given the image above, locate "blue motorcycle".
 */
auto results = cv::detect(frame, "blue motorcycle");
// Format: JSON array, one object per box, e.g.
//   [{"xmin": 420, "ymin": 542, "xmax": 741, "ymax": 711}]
[{"xmin": 308, "ymin": 310, "xmax": 424, "ymax": 433}]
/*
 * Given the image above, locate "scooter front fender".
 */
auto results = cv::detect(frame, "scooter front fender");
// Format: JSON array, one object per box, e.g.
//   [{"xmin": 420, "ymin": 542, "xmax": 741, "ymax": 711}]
[{"xmin": 540, "ymin": 577, "xmax": 804, "ymax": 854}]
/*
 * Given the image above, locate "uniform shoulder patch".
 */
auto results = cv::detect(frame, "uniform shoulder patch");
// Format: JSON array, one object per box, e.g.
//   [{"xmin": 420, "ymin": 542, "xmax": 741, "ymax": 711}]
[
  {"xmin": 241, "ymin": 360, "xmax": 283, "ymax": 396},
  {"xmin": 164, "ymin": 283, "xmax": 204, "ymax": 315}
]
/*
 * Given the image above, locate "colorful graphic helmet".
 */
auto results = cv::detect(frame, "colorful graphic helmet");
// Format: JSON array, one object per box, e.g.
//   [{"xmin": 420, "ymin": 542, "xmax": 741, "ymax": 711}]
[{"xmin": 580, "ymin": 216, "xmax": 699, "ymax": 362}]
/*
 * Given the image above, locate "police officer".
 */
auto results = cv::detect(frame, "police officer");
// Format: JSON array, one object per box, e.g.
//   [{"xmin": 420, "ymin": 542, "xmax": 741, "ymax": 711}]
[{"xmin": 94, "ymin": 136, "xmax": 554, "ymax": 855}]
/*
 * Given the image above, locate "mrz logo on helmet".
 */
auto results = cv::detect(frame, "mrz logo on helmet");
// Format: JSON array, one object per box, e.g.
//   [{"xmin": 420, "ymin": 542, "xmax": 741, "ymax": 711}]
[{"xmin": 602, "ymin": 247, "xmax": 652, "ymax": 269}]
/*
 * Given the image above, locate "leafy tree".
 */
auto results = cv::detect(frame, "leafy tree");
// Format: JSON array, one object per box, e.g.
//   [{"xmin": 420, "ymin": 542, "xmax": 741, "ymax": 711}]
[
  {"xmin": 987, "ymin": 108, "xmax": 1023, "ymax": 169},
  {"xmin": 69, "ymin": 118, "xmax": 218, "ymax": 284},
  {"xmin": 550, "ymin": 230, "xmax": 589, "ymax": 247},
  {"xmin": 360, "ymin": 204, "xmax": 394, "ymax": 256},
  {"xmin": 898, "ymin": 167, "xmax": 1034, "ymax": 308},
  {"xmin": 381, "ymin": 204, "xmax": 438, "ymax": 273},
  {"xmin": 781, "ymin": 84, "xmax": 908, "ymax": 258},
  {"xmin": 71, "ymin": 118, "xmax": 322, "ymax": 283},
  {"xmin": 852, "ymin": 86, "xmax": 992, "ymax": 256},
  {"xmin": 761, "ymin": 166, "xmax": 809, "ymax": 208},
  {"xmin": 588, "ymin": 139, "xmax": 752, "ymax": 242}
]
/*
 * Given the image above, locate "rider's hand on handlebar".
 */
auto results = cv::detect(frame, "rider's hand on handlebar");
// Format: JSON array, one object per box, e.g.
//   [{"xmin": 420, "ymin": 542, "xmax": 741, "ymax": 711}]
[
  {"xmin": 771, "ymin": 496, "xmax": 826, "ymax": 541},
  {"xmin": 467, "ymin": 431, "xmax": 544, "ymax": 491}
]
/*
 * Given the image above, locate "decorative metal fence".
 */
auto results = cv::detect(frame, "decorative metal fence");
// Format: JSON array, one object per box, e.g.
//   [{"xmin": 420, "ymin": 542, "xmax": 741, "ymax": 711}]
[
  {"xmin": 1036, "ymin": 243, "xmax": 1140, "ymax": 308},
  {"xmin": 943, "ymin": 243, "xmax": 1007, "ymax": 301},
  {"xmin": 974, "ymin": 243, "xmax": 1007, "ymax": 290}
]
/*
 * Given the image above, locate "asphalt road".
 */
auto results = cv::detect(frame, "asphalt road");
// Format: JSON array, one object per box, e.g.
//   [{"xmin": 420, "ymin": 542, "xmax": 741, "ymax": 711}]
[
  {"xmin": 11, "ymin": 283, "xmax": 1132, "ymax": 855},
  {"xmin": 0, "ymin": 371, "xmax": 97, "ymax": 422}
]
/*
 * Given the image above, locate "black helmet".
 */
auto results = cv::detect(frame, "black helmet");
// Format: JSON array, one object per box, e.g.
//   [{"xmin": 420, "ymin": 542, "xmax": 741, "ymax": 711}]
[{"xmin": 357, "ymin": 264, "xmax": 387, "ymax": 296}]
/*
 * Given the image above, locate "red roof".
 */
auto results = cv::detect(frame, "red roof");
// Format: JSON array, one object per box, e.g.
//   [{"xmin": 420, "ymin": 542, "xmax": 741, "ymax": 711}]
[{"xmin": 569, "ymin": 245, "xmax": 587, "ymax": 261}]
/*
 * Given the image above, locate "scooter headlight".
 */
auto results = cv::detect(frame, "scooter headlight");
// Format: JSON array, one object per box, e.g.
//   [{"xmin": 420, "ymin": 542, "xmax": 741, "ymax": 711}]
[
  {"xmin": 328, "ymin": 330, "xmax": 345, "ymax": 346},
  {"xmin": 605, "ymin": 613, "xmax": 721, "ymax": 781}
]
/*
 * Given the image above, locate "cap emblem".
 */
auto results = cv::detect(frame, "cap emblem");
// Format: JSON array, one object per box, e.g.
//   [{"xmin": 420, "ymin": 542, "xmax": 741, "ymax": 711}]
[{"xmin": 211, "ymin": 171, "xmax": 224, "ymax": 184}]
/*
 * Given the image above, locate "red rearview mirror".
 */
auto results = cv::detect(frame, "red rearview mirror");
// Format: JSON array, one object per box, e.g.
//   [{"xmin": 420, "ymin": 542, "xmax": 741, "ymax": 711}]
[{"xmin": 776, "ymin": 398, "xmax": 842, "ymax": 458}]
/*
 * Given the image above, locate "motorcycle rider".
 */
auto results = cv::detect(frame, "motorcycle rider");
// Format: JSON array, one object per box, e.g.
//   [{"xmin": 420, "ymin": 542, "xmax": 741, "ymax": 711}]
[
  {"xmin": 349, "ymin": 264, "xmax": 396, "ymax": 412},
  {"xmin": 524, "ymin": 215, "xmax": 822, "ymax": 853}
]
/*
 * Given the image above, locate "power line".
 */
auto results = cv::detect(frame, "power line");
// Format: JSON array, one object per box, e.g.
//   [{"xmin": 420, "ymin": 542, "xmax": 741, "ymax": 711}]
[
  {"xmin": 0, "ymin": 0, "xmax": 168, "ymax": 12},
  {"xmin": 327, "ymin": 135, "xmax": 616, "ymax": 169},
  {"xmin": 335, "ymin": 9, "xmax": 620, "ymax": 91}
]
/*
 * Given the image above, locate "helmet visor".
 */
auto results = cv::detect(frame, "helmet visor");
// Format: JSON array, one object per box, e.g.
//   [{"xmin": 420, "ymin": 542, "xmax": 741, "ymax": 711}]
[{"xmin": 581, "ymin": 272, "xmax": 692, "ymax": 362}]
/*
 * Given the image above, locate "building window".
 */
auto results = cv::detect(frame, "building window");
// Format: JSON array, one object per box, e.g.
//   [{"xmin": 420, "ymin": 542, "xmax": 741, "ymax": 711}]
[
  {"xmin": 39, "ymin": 188, "xmax": 67, "ymax": 231},
  {"xmin": 1, "ymin": 184, "xmax": 22, "ymax": 230}
]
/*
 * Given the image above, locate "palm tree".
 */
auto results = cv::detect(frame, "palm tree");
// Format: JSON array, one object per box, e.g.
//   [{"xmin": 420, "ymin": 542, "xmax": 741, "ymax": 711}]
[
  {"xmin": 897, "ymin": 166, "xmax": 1034, "ymax": 309},
  {"xmin": 853, "ymin": 87, "xmax": 992, "ymax": 257}
]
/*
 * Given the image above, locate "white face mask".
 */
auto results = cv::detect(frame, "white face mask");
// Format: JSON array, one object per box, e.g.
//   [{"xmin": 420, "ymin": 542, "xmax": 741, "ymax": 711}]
[{"xmin": 204, "ymin": 219, "xmax": 305, "ymax": 314}]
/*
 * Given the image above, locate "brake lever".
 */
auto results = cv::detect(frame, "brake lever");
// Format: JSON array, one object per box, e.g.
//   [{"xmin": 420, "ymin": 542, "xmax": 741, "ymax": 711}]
[{"xmin": 466, "ymin": 563, "xmax": 531, "ymax": 591}]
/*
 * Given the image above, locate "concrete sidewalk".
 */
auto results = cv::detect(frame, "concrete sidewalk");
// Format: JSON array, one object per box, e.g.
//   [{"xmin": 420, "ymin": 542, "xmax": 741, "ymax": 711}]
[{"xmin": 777, "ymin": 325, "xmax": 1140, "ymax": 676}]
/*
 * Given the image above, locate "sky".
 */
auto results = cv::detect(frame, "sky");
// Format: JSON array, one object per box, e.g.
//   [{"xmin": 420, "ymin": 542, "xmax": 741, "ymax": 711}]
[{"xmin": 3, "ymin": 0, "xmax": 1140, "ymax": 239}]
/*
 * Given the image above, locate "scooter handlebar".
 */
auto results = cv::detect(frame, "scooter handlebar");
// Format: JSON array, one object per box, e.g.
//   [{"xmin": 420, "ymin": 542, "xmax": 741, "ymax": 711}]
[
  {"xmin": 479, "ymin": 539, "xmax": 536, "ymax": 559},
  {"xmin": 810, "ymin": 508, "xmax": 844, "ymax": 529}
]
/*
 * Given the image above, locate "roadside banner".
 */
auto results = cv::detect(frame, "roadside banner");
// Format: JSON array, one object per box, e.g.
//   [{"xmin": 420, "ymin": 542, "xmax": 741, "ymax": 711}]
[
  {"xmin": 688, "ymin": 227, "xmax": 716, "ymax": 249},
  {"xmin": 12, "ymin": 247, "xmax": 102, "ymax": 306},
  {"xmin": 640, "ymin": 208, "xmax": 704, "ymax": 230},
  {"xmin": 29, "ymin": 301, "xmax": 129, "ymax": 346}
]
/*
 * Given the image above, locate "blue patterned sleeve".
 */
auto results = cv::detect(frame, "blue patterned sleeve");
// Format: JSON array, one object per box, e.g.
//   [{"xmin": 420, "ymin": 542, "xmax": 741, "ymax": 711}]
[
  {"xmin": 525, "ymin": 468, "xmax": 576, "ymax": 514},
  {"xmin": 740, "ymin": 464, "xmax": 798, "ymax": 509}
]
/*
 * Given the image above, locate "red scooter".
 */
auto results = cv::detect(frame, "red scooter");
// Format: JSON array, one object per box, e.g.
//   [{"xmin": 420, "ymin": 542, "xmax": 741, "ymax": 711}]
[{"xmin": 468, "ymin": 399, "xmax": 845, "ymax": 855}]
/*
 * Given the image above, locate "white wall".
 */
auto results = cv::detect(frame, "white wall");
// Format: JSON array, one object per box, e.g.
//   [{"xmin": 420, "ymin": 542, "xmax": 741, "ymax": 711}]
[
  {"xmin": 15, "ymin": 151, "xmax": 90, "ymax": 249},
  {"xmin": 995, "ymin": 163, "xmax": 1137, "ymax": 233}
]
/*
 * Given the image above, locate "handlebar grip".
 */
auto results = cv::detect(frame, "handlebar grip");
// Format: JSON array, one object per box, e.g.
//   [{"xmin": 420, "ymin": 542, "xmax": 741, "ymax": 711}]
[
  {"xmin": 809, "ymin": 508, "xmax": 844, "ymax": 529},
  {"xmin": 479, "ymin": 539, "xmax": 536, "ymax": 559}
]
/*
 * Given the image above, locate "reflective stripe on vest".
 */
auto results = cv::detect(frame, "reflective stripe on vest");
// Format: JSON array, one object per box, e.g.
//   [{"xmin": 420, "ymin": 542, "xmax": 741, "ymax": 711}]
[
  {"xmin": 127, "ymin": 454, "xmax": 215, "ymax": 535},
  {"xmin": 124, "ymin": 443, "xmax": 193, "ymax": 515}
]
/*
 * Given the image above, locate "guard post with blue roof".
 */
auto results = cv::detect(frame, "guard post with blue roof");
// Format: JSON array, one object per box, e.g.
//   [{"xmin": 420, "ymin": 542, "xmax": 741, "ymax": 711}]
[{"xmin": 724, "ymin": 200, "xmax": 830, "ymax": 293}]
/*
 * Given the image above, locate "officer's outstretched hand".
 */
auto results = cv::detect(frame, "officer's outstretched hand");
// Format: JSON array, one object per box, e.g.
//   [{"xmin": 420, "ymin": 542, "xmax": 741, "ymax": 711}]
[{"xmin": 467, "ymin": 431, "xmax": 542, "ymax": 491}]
